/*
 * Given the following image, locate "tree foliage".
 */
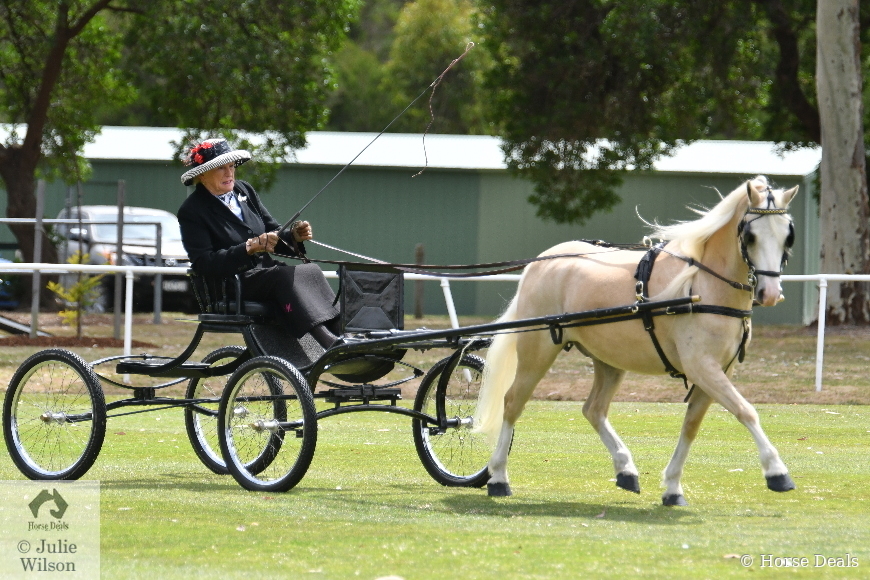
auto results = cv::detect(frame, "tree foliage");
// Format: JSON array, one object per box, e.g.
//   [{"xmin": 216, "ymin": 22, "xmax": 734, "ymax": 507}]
[
  {"xmin": 123, "ymin": 0, "xmax": 359, "ymax": 174},
  {"xmin": 0, "ymin": 0, "xmax": 358, "ymax": 283},
  {"xmin": 325, "ymin": 0, "xmax": 496, "ymax": 135},
  {"xmin": 477, "ymin": 0, "xmax": 828, "ymax": 224}
]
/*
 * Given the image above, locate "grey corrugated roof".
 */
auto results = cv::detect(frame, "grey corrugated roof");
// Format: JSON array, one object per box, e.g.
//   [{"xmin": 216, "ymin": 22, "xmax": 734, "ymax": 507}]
[{"xmin": 4, "ymin": 125, "xmax": 822, "ymax": 176}]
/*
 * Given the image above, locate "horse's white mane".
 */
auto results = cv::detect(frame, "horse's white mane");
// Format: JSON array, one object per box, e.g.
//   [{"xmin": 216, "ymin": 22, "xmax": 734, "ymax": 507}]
[
  {"xmin": 649, "ymin": 176, "xmax": 765, "ymax": 259},
  {"xmin": 643, "ymin": 176, "xmax": 766, "ymax": 298}
]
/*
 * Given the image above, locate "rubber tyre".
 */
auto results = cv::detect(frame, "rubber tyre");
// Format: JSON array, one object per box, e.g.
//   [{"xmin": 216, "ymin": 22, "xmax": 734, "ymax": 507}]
[
  {"xmin": 412, "ymin": 354, "xmax": 490, "ymax": 487},
  {"xmin": 218, "ymin": 356, "xmax": 317, "ymax": 492},
  {"xmin": 184, "ymin": 345, "xmax": 246, "ymax": 475},
  {"xmin": 3, "ymin": 349, "xmax": 106, "ymax": 480}
]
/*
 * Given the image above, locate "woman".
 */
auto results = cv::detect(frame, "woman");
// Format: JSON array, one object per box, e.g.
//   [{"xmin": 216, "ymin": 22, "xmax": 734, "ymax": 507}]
[{"xmin": 177, "ymin": 138, "xmax": 341, "ymax": 348}]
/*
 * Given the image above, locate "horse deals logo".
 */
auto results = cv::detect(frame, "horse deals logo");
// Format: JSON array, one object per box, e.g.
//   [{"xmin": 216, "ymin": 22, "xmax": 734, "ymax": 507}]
[
  {"xmin": 27, "ymin": 489, "xmax": 70, "ymax": 529},
  {"xmin": 0, "ymin": 480, "xmax": 100, "ymax": 578}
]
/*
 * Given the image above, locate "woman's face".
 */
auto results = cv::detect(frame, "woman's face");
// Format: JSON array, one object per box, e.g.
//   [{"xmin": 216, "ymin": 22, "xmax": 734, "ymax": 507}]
[{"xmin": 199, "ymin": 162, "xmax": 235, "ymax": 195}]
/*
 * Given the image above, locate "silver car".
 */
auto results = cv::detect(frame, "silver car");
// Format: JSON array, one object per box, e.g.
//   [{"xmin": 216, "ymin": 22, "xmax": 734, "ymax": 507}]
[{"xmin": 55, "ymin": 205, "xmax": 195, "ymax": 312}]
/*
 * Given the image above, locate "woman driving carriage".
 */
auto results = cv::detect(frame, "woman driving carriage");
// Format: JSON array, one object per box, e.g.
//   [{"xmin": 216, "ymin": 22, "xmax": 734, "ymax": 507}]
[{"xmin": 177, "ymin": 138, "xmax": 342, "ymax": 349}]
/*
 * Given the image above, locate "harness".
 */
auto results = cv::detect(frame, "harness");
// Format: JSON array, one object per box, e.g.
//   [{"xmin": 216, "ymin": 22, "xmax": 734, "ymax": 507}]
[
  {"xmin": 632, "ymin": 198, "xmax": 791, "ymax": 399},
  {"xmin": 279, "ymin": 193, "xmax": 792, "ymax": 401},
  {"xmin": 633, "ymin": 242, "xmax": 751, "ymax": 398}
]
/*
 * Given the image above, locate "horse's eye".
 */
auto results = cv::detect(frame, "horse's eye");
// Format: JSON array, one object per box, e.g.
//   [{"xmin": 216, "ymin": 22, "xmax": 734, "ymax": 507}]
[
  {"xmin": 785, "ymin": 223, "xmax": 795, "ymax": 248},
  {"xmin": 743, "ymin": 231, "xmax": 756, "ymax": 245}
]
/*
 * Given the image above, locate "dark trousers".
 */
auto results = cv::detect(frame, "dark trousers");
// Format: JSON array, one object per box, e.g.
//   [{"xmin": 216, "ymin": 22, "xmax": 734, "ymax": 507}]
[{"xmin": 242, "ymin": 263, "xmax": 339, "ymax": 338}]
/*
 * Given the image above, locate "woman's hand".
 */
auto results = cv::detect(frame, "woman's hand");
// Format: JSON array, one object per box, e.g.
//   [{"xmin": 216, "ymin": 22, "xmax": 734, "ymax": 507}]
[
  {"xmin": 245, "ymin": 232, "xmax": 280, "ymax": 255},
  {"xmin": 292, "ymin": 221, "xmax": 313, "ymax": 242}
]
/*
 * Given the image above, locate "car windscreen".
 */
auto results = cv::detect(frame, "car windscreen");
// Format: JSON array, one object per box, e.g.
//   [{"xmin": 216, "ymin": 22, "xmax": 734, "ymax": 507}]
[{"xmin": 90, "ymin": 212, "xmax": 182, "ymax": 243}]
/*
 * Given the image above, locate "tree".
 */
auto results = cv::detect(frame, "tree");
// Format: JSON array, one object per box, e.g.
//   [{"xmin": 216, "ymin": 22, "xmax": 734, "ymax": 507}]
[
  {"xmin": 477, "ymin": 0, "xmax": 870, "ymax": 323},
  {"xmin": 477, "ymin": 0, "xmax": 781, "ymax": 224},
  {"xmin": 0, "ymin": 0, "xmax": 359, "ymax": 296},
  {"xmin": 382, "ymin": 0, "xmax": 494, "ymax": 135},
  {"xmin": 0, "ymin": 0, "xmax": 132, "ymax": 274},
  {"xmin": 324, "ymin": 0, "xmax": 496, "ymax": 135},
  {"xmin": 816, "ymin": 0, "xmax": 870, "ymax": 324}
]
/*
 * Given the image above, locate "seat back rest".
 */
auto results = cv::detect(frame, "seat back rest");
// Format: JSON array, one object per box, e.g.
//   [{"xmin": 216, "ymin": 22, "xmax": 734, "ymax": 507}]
[
  {"xmin": 188, "ymin": 271, "xmax": 274, "ymax": 317},
  {"xmin": 339, "ymin": 264, "xmax": 404, "ymax": 332}
]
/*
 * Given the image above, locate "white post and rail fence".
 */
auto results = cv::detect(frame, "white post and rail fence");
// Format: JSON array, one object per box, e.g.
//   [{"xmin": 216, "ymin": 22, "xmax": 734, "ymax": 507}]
[{"xmin": 0, "ymin": 262, "xmax": 866, "ymax": 392}]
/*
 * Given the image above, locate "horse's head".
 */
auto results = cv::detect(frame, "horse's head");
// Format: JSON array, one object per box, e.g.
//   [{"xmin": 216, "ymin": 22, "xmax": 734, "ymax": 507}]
[{"xmin": 739, "ymin": 176, "xmax": 798, "ymax": 307}]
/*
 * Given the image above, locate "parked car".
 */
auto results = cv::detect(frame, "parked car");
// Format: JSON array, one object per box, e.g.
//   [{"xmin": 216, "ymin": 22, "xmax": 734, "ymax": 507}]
[
  {"xmin": 55, "ymin": 205, "xmax": 196, "ymax": 312},
  {"xmin": 0, "ymin": 258, "xmax": 20, "ymax": 310}
]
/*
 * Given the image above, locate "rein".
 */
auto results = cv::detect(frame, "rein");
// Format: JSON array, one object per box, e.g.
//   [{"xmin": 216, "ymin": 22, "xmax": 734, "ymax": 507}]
[{"xmin": 278, "ymin": 238, "xmax": 642, "ymax": 278}]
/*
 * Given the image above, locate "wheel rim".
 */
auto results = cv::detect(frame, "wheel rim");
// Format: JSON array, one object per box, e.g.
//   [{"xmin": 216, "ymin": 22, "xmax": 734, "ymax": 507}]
[
  {"xmin": 9, "ymin": 359, "xmax": 97, "ymax": 477},
  {"xmin": 419, "ymin": 360, "xmax": 490, "ymax": 480},
  {"xmin": 188, "ymin": 355, "xmax": 238, "ymax": 469},
  {"xmin": 224, "ymin": 364, "xmax": 311, "ymax": 487}
]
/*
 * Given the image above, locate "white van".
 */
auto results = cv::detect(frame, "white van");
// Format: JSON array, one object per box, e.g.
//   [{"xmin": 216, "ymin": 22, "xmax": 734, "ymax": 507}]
[{"xmin": 55, "ymin": 205, "xmax": 195, "ymax": 312}]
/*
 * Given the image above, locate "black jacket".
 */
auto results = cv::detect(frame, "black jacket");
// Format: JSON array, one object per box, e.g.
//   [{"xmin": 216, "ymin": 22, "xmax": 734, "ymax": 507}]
[{"xmin": 178, "ymin": 180, "xmax": 302, "ymax": 277}]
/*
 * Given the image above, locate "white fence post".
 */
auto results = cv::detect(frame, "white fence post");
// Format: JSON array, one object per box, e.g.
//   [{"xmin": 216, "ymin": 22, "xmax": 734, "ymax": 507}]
[
  {"xmin": 815, "ymin": 279, "xmax": 828, "ymax": 392},
  {"xmin": 439, "ymin": 278, "xmax": 460, "ymax": 329}
]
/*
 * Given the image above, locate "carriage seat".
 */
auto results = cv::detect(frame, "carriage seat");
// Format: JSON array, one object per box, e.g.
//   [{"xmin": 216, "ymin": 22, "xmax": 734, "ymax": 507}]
[{"xmin": 188, "ymin": 271, "xmax": 277, "ymax": 319}]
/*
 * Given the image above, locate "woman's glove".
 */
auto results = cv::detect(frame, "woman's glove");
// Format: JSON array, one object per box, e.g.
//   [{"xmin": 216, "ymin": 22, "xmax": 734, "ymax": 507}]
[{"xmin": 245, "ymin": 232, "xmax": 279, "ymax": 255}]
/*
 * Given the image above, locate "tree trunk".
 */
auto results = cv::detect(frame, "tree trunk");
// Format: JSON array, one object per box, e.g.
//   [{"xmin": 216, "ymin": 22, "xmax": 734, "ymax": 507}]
[
  {"xmin": 0, "ymin": 145, "xmax": 60, "ymax": 309},
  {"xmin": 816, "ymin": 0, "xmax": 870, "ymax": 324}
]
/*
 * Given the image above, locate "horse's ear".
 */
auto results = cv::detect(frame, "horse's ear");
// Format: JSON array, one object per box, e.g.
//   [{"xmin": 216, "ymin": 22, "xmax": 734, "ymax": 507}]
[
  {"xmin": 746, "ymin": 178, "xmax": 766, "ymax": 205},
  {"xmin": 781, "ymin": 185, "xmax": 799, "ymax": 206}
]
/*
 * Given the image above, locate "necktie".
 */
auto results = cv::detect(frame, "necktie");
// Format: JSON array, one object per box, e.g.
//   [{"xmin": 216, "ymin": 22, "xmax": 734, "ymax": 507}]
[{"xmin": 218, "ymin": 192, "xmax": 243, "ymax": 220}]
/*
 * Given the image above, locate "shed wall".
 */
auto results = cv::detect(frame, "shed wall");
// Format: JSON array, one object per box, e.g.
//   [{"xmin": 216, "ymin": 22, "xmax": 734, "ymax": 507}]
[{"xmin": 1, "ymin": 158, "xmax": 818, "ymax": 324}]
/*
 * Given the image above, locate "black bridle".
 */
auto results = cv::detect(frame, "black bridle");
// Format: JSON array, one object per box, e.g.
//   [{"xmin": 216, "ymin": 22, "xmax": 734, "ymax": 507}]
[
  {"xmin": 656, "ymin": 187, "xmax": 794, "ymax": 295},
  {"xmin": 737, "ymin": 206, "xmax": 794, "ymax": 289}
]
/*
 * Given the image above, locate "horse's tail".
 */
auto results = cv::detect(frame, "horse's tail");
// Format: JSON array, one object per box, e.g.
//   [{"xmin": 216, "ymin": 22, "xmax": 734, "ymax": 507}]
[{"xmin": 474, "ymin": 284, "xmax": 522, "ymax": 446}]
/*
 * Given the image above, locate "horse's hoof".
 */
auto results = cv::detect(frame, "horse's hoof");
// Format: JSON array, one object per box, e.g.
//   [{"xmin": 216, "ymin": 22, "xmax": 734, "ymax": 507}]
[
  {"xmin": 487, "ymin": 482, "xmax": 513, "ymax": 497},
  {"xmin": 766, "ymin": 473, "xmax": 796, "ymax": 492},
  {"xmin": 616, "ymin": 472, "xmax": 640, "ymax": 494},
  {"xmin": 662, "ymin": 494, "xmax": 688, "ymax": 507}
]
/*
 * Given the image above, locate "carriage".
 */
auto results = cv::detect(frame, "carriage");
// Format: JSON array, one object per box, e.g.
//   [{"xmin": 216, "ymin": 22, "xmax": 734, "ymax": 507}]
[
  {"xmin": 3, "ymin": 176, "xmax": 799, "ymax": 505},
  {"xmin": 2, "ymin": 260, "xmax": 694, "ymax": 492}
]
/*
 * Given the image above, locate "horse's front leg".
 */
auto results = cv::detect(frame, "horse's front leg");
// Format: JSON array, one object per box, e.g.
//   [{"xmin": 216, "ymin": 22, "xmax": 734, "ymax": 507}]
[
  {"xmin": 662, "ymin": 386, "xmax": 714, "ymax": 506},
  {"xmin": 685, "ymin": 357, "xmax": 795, "ymax": 493},
  {"xmin": 581, "ymin": 358, "xmax": 637, "ymax": 492}
]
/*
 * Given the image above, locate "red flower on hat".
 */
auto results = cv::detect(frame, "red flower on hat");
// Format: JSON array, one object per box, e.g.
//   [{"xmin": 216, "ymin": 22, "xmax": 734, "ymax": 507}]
[{"xmin": 194, "ymin": 153, "xmax": 203, "ymax": 164}]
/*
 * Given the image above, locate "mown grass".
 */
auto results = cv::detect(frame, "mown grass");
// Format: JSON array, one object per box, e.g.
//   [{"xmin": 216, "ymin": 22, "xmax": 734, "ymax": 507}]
[
  {"xmin": 1, "ymin": 313, "xmax": 868, "ymax": 404},
  {"xmin": 0, "ymin": 314, "xmax": 868, "ymax": 578},
  {"xmin": 1, "ymin": 401, "xmax": 868, "ymax": 579}
]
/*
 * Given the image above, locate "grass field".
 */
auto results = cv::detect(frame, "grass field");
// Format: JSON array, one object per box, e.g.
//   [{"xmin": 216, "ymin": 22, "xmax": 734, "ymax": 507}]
[
  {"xmin": 1, "ymin": 402, "xmax": 867, "ymax": 578},
  {"xmin": 1, "ymin": 314, "xmax": 868, "ymax": 578}
]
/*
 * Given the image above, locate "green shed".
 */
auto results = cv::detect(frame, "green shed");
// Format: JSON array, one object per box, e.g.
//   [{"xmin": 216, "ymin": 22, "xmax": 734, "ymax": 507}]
[{"xmin": 0, "ymin": 127, "xmax": 820, "ymax": 323}]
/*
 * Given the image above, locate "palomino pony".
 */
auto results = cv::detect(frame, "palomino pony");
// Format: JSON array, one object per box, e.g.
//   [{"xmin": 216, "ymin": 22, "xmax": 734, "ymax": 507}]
[{"xmin": 475, "ymin": 176, "xmax": 798, "ymax": 505}]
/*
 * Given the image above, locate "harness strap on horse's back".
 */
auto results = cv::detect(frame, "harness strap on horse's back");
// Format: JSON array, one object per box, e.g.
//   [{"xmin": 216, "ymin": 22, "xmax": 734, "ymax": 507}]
[{"xmin": 633, "ymin": 244, "xmax": 752, "ymax": 399}]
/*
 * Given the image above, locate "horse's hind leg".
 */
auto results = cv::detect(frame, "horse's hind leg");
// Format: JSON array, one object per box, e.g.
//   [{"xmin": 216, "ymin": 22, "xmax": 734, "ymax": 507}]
[
  {"xmin": 581, "ymin": 358, "xmax": 638, "ymax": 493},
  {"xmin": 487, "ymin": 332, "xmax": 561, "ymax": 497},
  {"xmin": 662, "ymin": 386, "xmax": 714, "ymax": 506}
]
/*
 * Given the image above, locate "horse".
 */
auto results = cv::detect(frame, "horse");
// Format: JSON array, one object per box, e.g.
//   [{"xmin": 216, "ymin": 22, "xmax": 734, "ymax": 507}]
[{"xmin": 474, "ymin": 175, "xmax": 798, "ymax": 505}]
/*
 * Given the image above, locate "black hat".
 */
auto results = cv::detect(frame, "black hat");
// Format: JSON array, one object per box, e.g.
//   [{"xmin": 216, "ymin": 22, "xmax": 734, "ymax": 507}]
[{"xmin": 181, "ymin": 138, "xmax": 251, "ymax": 186}]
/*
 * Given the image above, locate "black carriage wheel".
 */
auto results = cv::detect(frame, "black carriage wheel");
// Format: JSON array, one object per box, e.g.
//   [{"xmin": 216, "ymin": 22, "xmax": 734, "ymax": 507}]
[
  {"xmin": 412, "ymin": 353, "xmax": 491, "ymax": 487},
  {"xmin": 218, "ymin": 356, "xmax": 317, "ymax": 492},
  {"xmin": 184, "ymin": 345, "xmax": 246, "ymax": 475},
  {"xmin": 3, "ymin": 349, "xmax": 106, "ymax": 480}
]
